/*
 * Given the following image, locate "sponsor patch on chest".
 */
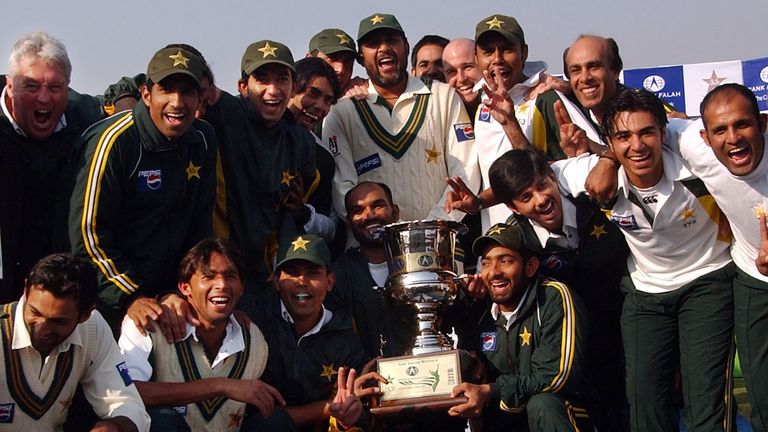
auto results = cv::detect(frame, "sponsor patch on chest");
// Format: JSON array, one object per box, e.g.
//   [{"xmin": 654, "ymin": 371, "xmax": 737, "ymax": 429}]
[
  {"xmin": 610, "ymin": 213, "xmax": 640, "ymax": 231},
  {"xmin": 355, "ymin": 153, "xmax": 382, "ymax": 176},
  {"xmin": 116, "ymin": 362, "xmax": 133, "ymax": 386},
  {"xmin": 453, "ymin": 123, "xmax": 475, "ymax": 141},
  {"xmin": 481, "ymin": 331, "xmax": 497, "ymax": 351},
  {"xmin": 0, "ymin": 403, "xmax": 14, "ymax": 423},
  {"xmin": 136, "ymin": 169, "xmax": 162, "ymax": 191},
  {"xmin": 478, "ymin": 106, "xmax": 491, "ymax": 123}
]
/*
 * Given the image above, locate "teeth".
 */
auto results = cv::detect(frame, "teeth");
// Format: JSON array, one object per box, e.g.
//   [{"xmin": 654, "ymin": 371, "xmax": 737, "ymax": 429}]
[
  {"xmin": 36, "ymin": 110, "xmax": 50, "ymax": 114},
  {"xmin": 295, "ymin": 293, "xmax": 311, "ymax": 301},
  {"xmin": 264, "ymin": 100, "xmax": 281, "ymax": 106},
  {"xmin": 166, "ymin": 113, "xmax": 183, "ymax": 118},
  {"xmin": 210, "ymin": 296, "xmax": 229, "ymax": 305},
  {"xmin": 629, "ymin": 154, "xmax": 650, "ymax": 162},
  {"xmin": 302, "ymin": 110, "xmax": 318, "ymax": 120},
  {"xmin": 728, "ymin": 147, "xmax": 747, "ymax": 155},
  {"xmin": 581, "ymin": 87, "xmax": 597, "ymax": 96}
]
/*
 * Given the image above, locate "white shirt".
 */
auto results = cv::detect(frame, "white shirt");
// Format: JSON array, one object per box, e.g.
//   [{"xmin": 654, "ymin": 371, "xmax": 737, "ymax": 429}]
[
  {"xmin": 490, "ymin": 285, "xmax": 531, "ymax": 330},
  {"xmin": 555, "ymin": 149, "xmax": 732, "ymax": 293},
  {"xmin": 280, "ymin": 301, "xmax": 333, "ymax": 344},
  {"xmin": 669, "ymin": 118, "xmax": 768, "ymax": 282}
]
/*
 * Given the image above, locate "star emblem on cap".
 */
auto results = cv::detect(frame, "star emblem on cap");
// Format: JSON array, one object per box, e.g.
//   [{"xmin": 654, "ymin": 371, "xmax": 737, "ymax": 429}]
[
  {"xmin": 679, "ymin": 207, "xmax": 696, "ymax": 222},
  {"xmin": 186, "ymin": 161, "xmax": 201, "ymax": 180},
  {"xmin": 291, "ymin": 236, "xmax": 310, "ymax": 251},
  {"xmin": 320, "ymin": 363, "xmax": 338, "ymax": 382},
  {"xmin": 519, "ymin": 326, "xmax": 531, "ymax": 346},
  {"xmin": 281, "ymin": 170, "xmax": 296, "ymax": 186},
  {"xmin": 258, "ymin": 42, "xmax": 278, "ymax": 58},
  {"xmin": 590, "ymin": 224, "xmax": 607, "ymax": 239},
  {"xmin": 487, "ymin": 225, "xmax": 505, "ymax": 236},
  {"xmin": 486, "ymin": 16, "xmax": 504, "ymax": 30},
  {"xmin": 371, "ymin": 15, "xmax": 384, "ymax": 25},
  {"xmin": 425, "ymin": 144, "xmax": 442, "ymax": 164},
  {"xmin": 702, "ymin": 70, "xmax": 726, "ymax": 92},
  {"xmin": 337, "ymin": 33, "xmax": 351, "ymax": 45},
  {"xmin": 169, "ymin": 50, "xmax": 190, "ymax": 68}
]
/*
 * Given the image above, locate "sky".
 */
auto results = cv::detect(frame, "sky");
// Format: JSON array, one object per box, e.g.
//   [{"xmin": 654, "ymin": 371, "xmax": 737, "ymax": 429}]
[{"xmin": 1, "ymin": 0, "xmax": 766, "ymax": 95}]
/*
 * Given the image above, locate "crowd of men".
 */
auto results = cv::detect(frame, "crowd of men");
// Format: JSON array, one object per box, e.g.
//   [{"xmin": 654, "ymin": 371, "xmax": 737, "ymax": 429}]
[{"xmin": 0, "ymin": 9, "xmax": 766, "ymax": 432}]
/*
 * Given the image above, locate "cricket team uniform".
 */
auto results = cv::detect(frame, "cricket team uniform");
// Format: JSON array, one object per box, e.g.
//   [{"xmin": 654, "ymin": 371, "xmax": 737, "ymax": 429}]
[
  {"xmin": 322, "ymin": 75, "xmax": 480, "ymax": 221},
  {"xmin": 0, "ymin": 87, "xmax": 103, "ymax": 303},
  {"xmin": 119, "ymin": 315, "xmax": 268, "ymax": 431},
  {"xmin": 473, "ymin": 62, "xmax": 604, "ymax": 233},
  {"xmin": 206, "ymin": 92, "xmax": 316, "ymax": 294},
  {"xmin": 510, "ymin": 190, "xmax": 628, "ymax": 431},
  {"xmin": 671, "ymin": 118, "xmax": 768, "ymax": 431},
  {"xmin": 556, "ymin": 150, "xmax": 735, "ymax": 432},
  {"xmin": 0, "ymin": 300, "xmax": 150, "ymax": 431},
  {"xmin": 69, "ymin": 103, "xmax": 217, "ymax": 329},
  {"xmin": 472, "ymin": 277, "xmax": 591, "ymax": 431}
]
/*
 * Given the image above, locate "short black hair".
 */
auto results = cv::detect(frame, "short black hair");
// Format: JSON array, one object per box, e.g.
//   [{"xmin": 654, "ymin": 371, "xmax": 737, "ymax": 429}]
[
  {"xmin": 489, "ymin": 149, "xmax": 554, "ymax": 204},
  {"xmin": 294, "ymin": 57, "xmax": 342, "ymax": 103},
  {"xmin": 562, "ymin": 35, "xmax": 623, "ymax": 80},
  {"xmin": 178, "ymin": 238, "xmax": 245, "ymax": 284},
  {"xmin": 700, "ymin": 83, "xmax": 761, "ymax": 130},
  {"xmin": 602, "ymin": 88, "xmax": 667, "ymax": 138},
  {"xmin": 24, "ymin": 254, "xmax": 98, "ymax": 315},
  {"xmin": 410, "ymin": 35, "xmax": 449, "ymax": 69},
  {"xmin": 344, "ymin": 181, "xmax": 395, "ymax": 214}
]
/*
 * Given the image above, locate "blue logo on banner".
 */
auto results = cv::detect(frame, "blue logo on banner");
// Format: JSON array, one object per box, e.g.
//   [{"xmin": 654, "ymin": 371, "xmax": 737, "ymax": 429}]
[
  {"xmin": 354, "ymin": 153, "xmax": 382, "ymax": 176},
  {"xmin": 137, "ymin": 169, "xmax": 162, "ymax": 192},
  {"xmin": 742, "ymin": 57, "xmax": 768, "ymax": 111},
  {"xmin": 453, "ymin": 123, "xmax": 475, "ymax": 141},
  {"xmin": 0, "ymin": 403, "xmax": 15, "ymax": 423},
  {"xmin": 481, "ymin": 332, "xmax": 497, "ymax": 351},
  {"xmin": 116, "ymin": 362, "xmax": 133, "ymax": 386},
  {"xmin": 624, "ymin": 65, "xmax": 686, "ymax": 113}
]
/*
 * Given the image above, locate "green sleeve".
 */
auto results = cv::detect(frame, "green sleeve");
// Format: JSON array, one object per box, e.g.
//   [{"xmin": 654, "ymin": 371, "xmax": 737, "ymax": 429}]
[{"xmin": 534, "ymin": 90, "xmax": 567, "ymax": 161}]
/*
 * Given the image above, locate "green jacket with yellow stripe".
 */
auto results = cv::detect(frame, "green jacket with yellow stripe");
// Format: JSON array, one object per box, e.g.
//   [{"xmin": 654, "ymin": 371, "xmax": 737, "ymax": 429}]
[
  {"xmin": 473, "ymin": 276, "xmax": 589, "ymax": 414},
  {"xmin": 69, "ymin": 102, "xmax": 216, "ymax": 326}
]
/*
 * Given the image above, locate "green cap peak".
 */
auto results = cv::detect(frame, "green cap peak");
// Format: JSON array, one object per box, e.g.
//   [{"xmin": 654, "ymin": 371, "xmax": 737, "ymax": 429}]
[
  {"xmin": 475, "ymin": 14, "xmax": 525, "ymax": 45},
  {"xmin": 357, "ymin": 13, "xmax": 404, "ymax": 43},
  {"xmin": 146, "ymin": 47, "xmax": 204, "ymax": 86},
  {"xmin": 241, "ymin": 40, "xmax": 295, "ymax": 75},
  {"xmin": 275, "ymin": 234, "xmax": 331, "ymax": 272}
]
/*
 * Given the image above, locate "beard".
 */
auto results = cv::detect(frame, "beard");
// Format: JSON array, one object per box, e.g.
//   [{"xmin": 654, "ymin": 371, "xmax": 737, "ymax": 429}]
[{"xmin": 368, "ymin": 64, "xmax": 407, "ymax": 88}]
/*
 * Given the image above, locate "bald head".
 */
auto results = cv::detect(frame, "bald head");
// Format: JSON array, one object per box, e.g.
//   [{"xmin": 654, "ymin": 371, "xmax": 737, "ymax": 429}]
[{"xmin": 442, "ymin": 38, "xmax": 482, "ymax": 107}]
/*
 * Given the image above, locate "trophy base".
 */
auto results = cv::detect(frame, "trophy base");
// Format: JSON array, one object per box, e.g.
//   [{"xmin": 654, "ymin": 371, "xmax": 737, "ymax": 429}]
[{"xmin": 370, "ymin": 395, "xmax": 468, "ymax": 416}]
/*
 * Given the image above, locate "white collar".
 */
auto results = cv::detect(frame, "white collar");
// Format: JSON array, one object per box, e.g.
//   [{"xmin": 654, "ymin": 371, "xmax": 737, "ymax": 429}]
[
  {"xmin": 181, "ymin": 315, "xmax": 245, "ymax": 369},
  {"xmin": 1, "ymin": 85, "xmax": 67, "ymax": 137},
  {"xmin": 12, "ymin": 295, "xmax": 85, "ymax": 353},
  {"xmin": 617, "ymin": 147, "xmax": 693, "ymax": 198},
  {"xmin": 490, "ymin": 285, "xmax": 531, "ymax": 330},
  {"xmin": 528, "ymin": 195, "xmax": 579, "ymax": 248},
  {"xmin": 366, "ymin": 75, "xmax": 431, "ymax": 104},
  {"xmin": 280, "ymin": 301, "xmax": 333, "ymax": 340}
]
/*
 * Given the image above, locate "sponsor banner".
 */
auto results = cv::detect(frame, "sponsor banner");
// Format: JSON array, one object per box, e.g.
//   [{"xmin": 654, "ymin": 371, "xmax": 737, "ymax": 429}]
[
  {"xmin": 682, "ymin": 61, "xmax": 742, "ymax": 116},
  {"xmin": 742, "ymin": 57, "xmax": 768, "ymax": 111},
  {"xmin": 624, "ymin": 65, "xmax": 686, "ymax": 113}
]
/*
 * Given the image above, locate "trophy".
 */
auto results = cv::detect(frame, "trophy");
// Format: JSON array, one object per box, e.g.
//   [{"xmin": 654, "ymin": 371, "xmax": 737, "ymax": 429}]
[{"xmin": 371, "ymin": 220, "xmax": 468, "ymax": 416}]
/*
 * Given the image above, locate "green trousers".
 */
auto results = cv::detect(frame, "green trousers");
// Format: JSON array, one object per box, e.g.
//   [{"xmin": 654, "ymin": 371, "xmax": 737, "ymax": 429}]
[
  {"xmin": 622, "ymin": 263, "xmax": 735, "ymax": 432},
  {"xmin": 734, "ymin": 267, "xmax": 768, "ymax": 432}
]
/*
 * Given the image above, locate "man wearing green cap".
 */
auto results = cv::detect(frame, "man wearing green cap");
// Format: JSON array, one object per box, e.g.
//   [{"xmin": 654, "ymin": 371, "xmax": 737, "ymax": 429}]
[
  {"xmin": 205, "ymin": 40, "xmax": 317, "ymax": 304},
  {"xmin": 306, "ymin": 28, "xmax": 358, "ymax": 93},
  {"xmin": 249, "ymin": 233, "xmax": 368, "ymax": 431},
  {"xmin": 449, "ymin": 221, "xmax": 592, "ymax": 431},
  {"xmin": 70, "ymin": 45, "xmax": 217, "ymax": 331},
  {"xmin": 470, "ymin": 14, "xmax": 602, "ymax": 236},
  {"xmin": 323, "ymin": 12, "xmax": 480, "ymax": 224}
]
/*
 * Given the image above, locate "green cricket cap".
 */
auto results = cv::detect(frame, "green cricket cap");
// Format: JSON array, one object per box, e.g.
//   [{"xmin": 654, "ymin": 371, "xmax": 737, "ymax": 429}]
[
  {"xmin": 241, "ymin": 40, "xmax": 295, "ymax": 75},
  {"xmin": 475, "ymin": 14, "xmax": 525, "ymax": 45},
  {"xmin": 357, "ymin": 13, "xmax": 404, "ymax": 43},
  {"xmin": 275, "ymin": 234, "xmax": 331, "ymax": 272},
  {"xmin": 472, "ymin": 222, "xmax": 529, "ymax": 257},
  {"xmin": 309, "ymin": 28, "xmax": 357, "ymax": 55},
  {"xmin": 146, "ymin": 47, "xmax": 204, "ymax": 86}
]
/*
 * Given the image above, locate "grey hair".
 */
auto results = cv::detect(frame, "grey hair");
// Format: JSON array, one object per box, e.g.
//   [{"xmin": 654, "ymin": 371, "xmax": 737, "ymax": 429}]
[{"xmin": 8, "ymin": 32, "xmax": 72, "ymax": 82}]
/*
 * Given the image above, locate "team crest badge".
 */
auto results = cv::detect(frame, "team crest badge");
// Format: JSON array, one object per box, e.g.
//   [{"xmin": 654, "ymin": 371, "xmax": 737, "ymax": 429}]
[
  {"xmin": 137, "ymin": 169, "xmax": 162, "ymax": 191},
  {"xmin": 481, "ymin": 332, "xmax": 497, "ymax": 351}
]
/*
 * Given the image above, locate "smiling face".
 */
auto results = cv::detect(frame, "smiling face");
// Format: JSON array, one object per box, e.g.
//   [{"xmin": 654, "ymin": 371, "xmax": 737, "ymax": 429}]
[
  {"xmin": 475, "ymin": 32, "xmax": 528, "ymax": 89},
  {"xmin": 316, "ymin": 50, "xmax": 355, "ymax": 90},
  {"xmin": 179, "ymin": 252, "xmax": 244, "ymax": 328},
  {"xmin": 6, "ymin": 58, "xmax": 69, "ymax": 141},
  {"xmin": 565, "ymin": 36, "xmax": 620, "ymax": 120},
  {"xmin": 238, "ymin": 63, "xmax": 295, "ymax": 127},
  {"xmin": 509, "ymin": 174, "xmax": 564, "ymax": 232},
  {"xmin": 276, "ymin": 260, "xmax": 334, "ymax": 329},
  {"xmin": 480, "ymin": 245, "xmax": 538, "ymax": 312},
  {"xmin": 443, "ymin": 40, "xmax": 482, "ymax": 106},
  {"xmin": 346, "ymin": 183, "xmax": 400, "ymax": 248},
  {"xmin": 412, "ymin": 43, "xmax": 445, "ymax": 82},
  {"xmin": 142, "ymin": 74, "xmax": 200, "ymax": 141},
  {"xmin": 700, "ymin": 90, "xmax": 767, "ymax": 177},
  {"xmin": 23, "ymin": 285, "xmax": 88, "ymax": 357},
  {"xmin": 289, "ymin": 75, "xmax": 335, "ymax": 130},
  {"xmin": 608, "ymin": 110, "xmax": 665, "ymax": 188},
  {"xmin": 360, "ymin": 29, "xmax": 409, "ymax": 89}
]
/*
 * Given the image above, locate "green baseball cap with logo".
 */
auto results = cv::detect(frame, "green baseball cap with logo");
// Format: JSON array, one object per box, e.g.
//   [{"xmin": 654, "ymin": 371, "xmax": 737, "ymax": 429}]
[
  {"xmin": 309, "ymin": 28, "xmax": 357, "ymax": 55},
  {"xmin": 357, "ymin": 13, "xmax": 404, "ymax": 43},
  {"xmin": 275, "ymin": 234, "xmax": 331, "ymax": 272},
  {"xmin": 475, "ymin": 14, "xmax": 525, "ymax": 45},
  {"xmin": 241, "ymin": 40, "xmax": 295, "ymax": 75},
  {"xmin": 472, "ymin": 221, "xmax": 537, "ymax": 257},
  {"xmin": 146, "ymin": 47, "xmax": 204, "ymax": 86}
]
